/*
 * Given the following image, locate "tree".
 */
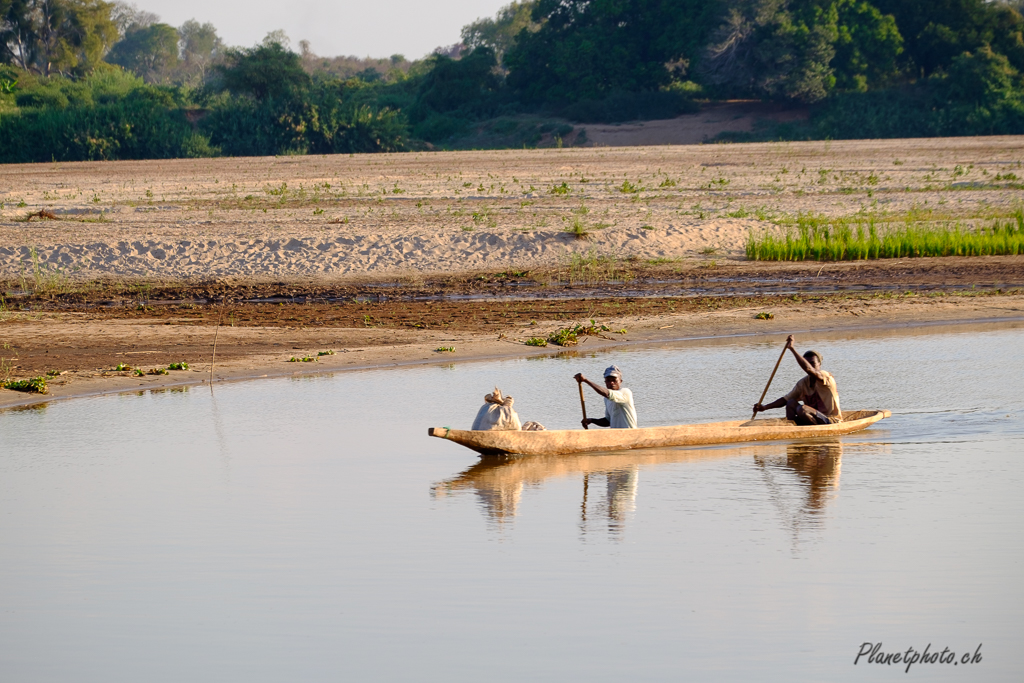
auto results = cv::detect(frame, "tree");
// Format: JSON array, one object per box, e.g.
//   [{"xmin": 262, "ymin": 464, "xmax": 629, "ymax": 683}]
[
  {"xmin": 701, "ymin": 0, "xmax": 839, "ymax": 102},
  {"xmin": 216, "ymin": 39, "xmax": 309, "ymax": 101},
  {"xmin": 105, "ymin": 21, "xmax": 178, "ymax": 82},
  {"xmin": 506, "ymin": 0, "xmax": 723, "ymax": 104},
  {"xmin": 461, "ymin": 1, "xmax": 540, "ymax": 68},
  {"xmin": 109, "ymin": 0, "xmax": 155, "ymax": 34},
  {"xmin": 178, "ymin": 18, "xmax": 221, "ymax": 84},
  {"xmin": 831, "ymin": 0, "xmax": 903, "ymax": 91},
  {"xmin": 1, "ymin": 0, "xmax": 118, "ymax": 76},
  {"xmin": 870, "ymin": 0, "xmax": 1024, "ymax": 76}
]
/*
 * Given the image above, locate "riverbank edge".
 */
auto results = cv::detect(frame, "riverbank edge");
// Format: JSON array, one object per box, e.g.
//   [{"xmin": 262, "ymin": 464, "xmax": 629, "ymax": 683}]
[{"xmin": 4, "ymin": 305, "xmax": 1023, "ymax": 412}]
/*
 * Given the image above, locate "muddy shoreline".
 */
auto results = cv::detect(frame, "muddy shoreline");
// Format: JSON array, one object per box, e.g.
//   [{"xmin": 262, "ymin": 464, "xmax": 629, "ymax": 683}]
[{"xmin": 3, "ymin": 255, "xmax": 1023, "ymax": 410}]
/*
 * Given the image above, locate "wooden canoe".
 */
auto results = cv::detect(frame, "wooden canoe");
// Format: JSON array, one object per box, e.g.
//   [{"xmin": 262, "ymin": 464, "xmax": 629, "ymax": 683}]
[{"xmin": 428, "ymin": 409, "xmax": 891, "ymax": 456}]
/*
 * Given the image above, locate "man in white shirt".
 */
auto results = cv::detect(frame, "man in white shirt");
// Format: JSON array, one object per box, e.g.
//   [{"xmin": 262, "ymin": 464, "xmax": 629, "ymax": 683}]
[{"xmin": 574, "ymin": 365, "xmax": 638, "ymax": 429}]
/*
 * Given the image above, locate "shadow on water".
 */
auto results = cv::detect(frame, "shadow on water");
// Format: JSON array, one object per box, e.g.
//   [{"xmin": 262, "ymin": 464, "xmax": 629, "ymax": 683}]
[{"xmin": 432, "ymin": 439, "xmax": 892, "ymax": 538}]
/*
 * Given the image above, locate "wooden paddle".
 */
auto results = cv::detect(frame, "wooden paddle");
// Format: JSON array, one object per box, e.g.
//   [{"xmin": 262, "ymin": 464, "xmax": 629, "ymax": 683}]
[
  {"xmin": 752, "ymin": 342, "xmax": 789, "ymax": 421},
  {"xmin": 578, "ymin": 381, "xmax": 589, "ymax": 429}
]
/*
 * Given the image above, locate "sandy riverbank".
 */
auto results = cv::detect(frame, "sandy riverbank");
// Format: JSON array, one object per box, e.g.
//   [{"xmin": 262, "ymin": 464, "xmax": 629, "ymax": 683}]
[
  {"xmin": 2, "ymin": 137, "xmax": 1024, "ymax": 408},
  {"xmin": 2, "ymin": 137, "xmax": 1022, "ymax": 280}
]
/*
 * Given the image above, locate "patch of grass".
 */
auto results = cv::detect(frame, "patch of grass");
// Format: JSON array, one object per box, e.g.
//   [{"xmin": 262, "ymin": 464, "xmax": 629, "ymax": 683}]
[
  {"xmin": 524, "ymin": 337, "xmax": 548, "ymax": 347},
  {"xmin": 565, "ymin": 217, "xmax": 591, "ymax": 240},
  {"xmin": 746, "ymin": 211, "xmax": 1024, "ymax": 261},
  {"xmin": 3, "ymin": 376, "xmax": 46, "ymax": 393},
  {"xmin": 317, "ymin": 350, "xmax": 335, "ymax": 357},
  {"xmin": 434, "ymin": 346, "xmax": 455, "ymax": 353},
  {"xmin": 549, "ymin": 182, "xmax": 571, "ymax": 195},
  {"xmin": 754, "ymin": 311, "xmax": 775, "ymax": 320},
  {"xmin": 619, "ymin": 180, "xmax": 642, "ymax": 194},
  {"xmin": 167, "ymin": 362, "xmax": 190, "ymax": 370},
  {"xmin": 701, "ymin": 246, "xmax": 719, "ymax": 255},
  {"xmin": 288, "ymin": 355, "xmax": 316, "ymax": 362},
  {"xmin": 113, "ymin": 362, "xmax": 131, "ymax": 372},
  {"xmin": 565, "ymin": 251, "xmax": 632, "ymax": 284}
]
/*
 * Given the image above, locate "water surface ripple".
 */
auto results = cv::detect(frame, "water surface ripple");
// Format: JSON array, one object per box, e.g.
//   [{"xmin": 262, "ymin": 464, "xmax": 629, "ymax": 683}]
[{"xmin": 1, "ymin": 325, "xmax": 1022, "ymax": 682}]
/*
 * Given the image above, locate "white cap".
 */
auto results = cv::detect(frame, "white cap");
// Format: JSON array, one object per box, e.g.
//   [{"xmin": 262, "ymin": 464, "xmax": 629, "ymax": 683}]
[{"xmin": 604, "ymin": 365, "xmax": 622, "ymax": 379}]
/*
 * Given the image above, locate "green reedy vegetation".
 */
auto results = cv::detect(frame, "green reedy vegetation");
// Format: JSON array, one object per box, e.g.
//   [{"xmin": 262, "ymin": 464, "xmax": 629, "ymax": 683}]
[{"xmin": 746, "ymin": 211, "xmax": 1024, "ymax": 261}]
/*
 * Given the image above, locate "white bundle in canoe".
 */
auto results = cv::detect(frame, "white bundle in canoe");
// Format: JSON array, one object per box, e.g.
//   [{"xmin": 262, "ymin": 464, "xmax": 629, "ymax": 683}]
[{"xmin": 471, "ymin": 388, "xmax": 546, "ymax": 431}]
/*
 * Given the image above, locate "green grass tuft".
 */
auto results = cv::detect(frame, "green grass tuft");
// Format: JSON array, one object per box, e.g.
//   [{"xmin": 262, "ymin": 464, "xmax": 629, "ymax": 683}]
[{"xmin": 746, "ymin": 211, "xmax": 1024, "ymax": 261}]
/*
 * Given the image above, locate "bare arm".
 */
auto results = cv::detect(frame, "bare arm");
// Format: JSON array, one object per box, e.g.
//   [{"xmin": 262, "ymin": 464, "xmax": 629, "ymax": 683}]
[
  {"xmin": 574, "ymin": 373, "xmax": 609, "ymax": 398},
  {"xmin": 753, "ymin": 396, "xmax": 788, "ymax": 413},
  {"xmin": 785, "ymin": 334, "xmax": 826, "ymax": 381},
  {"xmin": 575, "ymin": 373, "xmax": 611, "ymax": 428}
]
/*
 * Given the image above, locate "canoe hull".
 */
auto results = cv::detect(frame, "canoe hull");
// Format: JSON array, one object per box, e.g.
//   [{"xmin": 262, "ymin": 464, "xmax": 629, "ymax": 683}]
[{"xmin": 429, "ymin": 410, "xmax": 891, "ymax": 456}]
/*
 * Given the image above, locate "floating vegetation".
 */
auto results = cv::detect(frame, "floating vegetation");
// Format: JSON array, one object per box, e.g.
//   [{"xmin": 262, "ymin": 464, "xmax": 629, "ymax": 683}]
[
  {"xmin": 547, "ymin": 320, "xmax": 610, "ymax": 347},
  {"xmin": 747, "ymin": 211, "xmax": 1024, "ymax": 261},
  {"xmin": 3, "ymin": 376, "xmax": 47, "ymax": 393}
]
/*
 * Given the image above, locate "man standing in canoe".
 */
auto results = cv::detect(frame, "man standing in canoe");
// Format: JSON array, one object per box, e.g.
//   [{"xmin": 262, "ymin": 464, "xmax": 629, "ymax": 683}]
[
  {"xmin": 574, "ymin": 365, "xmax": 638, "ymax": 429},
  {"xmin": 752, "ymin": 335, "xmax": 842, "ymax": 425}
]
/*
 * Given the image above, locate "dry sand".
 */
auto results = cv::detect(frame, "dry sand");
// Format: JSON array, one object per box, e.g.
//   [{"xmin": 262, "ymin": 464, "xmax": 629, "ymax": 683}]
[{"xmin": 2, "ymin": 136, "xmax": 1022, "ymax": 281}]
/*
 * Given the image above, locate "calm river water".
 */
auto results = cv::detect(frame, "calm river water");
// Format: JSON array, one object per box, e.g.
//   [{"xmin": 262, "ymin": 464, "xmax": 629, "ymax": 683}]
[{"xmin": 1, "ymin": 323, "xmax": 1022, "ymax": 682}]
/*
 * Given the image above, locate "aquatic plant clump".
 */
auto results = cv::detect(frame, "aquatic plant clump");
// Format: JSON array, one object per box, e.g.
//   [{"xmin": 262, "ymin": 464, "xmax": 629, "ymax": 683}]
[
  {"xmin": 746, "ymin": 212, "xmax": 1024, "ymax": 261},
  {"xmin": 167, "ymin": 362, "xmax": 189, "ymax": 370},
  {"xmin": 4, "ymin": 376, "xmax": 47, "ymax": 393}
]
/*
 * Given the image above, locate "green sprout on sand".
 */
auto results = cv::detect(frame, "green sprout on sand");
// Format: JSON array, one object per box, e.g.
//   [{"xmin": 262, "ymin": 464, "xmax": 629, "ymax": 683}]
[
  {"xmin": 434, "ymin": 346, "xmax": 455, "ymax": 353},
  {"xmin": 525, "ymin": 337, "xmax": 548, "ymax": 347},
  {"xmin": 167, "ymin": 362, "xmax": 189, "ymax": 370},
  {"xmin": 317, "ymin": 350, "xmax": 335, "ymax": 357},
  {"xmin": 288, "ymin": 356, "xmax": 316, "ymax": 363}
]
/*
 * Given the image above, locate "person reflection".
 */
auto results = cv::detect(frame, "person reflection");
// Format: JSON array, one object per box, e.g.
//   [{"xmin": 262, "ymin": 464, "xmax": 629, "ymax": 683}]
[
  {"xmin": 433, "ymin": 457, "xmax": 639, "ymax": 533},
  {"xmin": 579, "ymin": 465, "xmax": 639, "ymax": 536},
  {"xmin": 755, "ymin": 440, "xmax": 843, "ymax": 539}
]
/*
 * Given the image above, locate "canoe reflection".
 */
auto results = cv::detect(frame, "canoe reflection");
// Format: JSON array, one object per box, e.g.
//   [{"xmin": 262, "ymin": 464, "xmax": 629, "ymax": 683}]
[{"xmin": 433, "ymin": 439, "xmax": 891, "ymax": 532}]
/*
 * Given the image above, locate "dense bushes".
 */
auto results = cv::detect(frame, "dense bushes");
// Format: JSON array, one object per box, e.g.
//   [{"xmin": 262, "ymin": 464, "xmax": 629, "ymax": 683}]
[
  {"xmin": 0, "ymin": 98, "xmax": 203, "ymax": 162},
  {"xmin": 812, "ymin": 46, "xmax": 1024, "ymax": 139},
  {"xmin": 204, "ymin": 90, "xmax": 407, "ymax": 156}
]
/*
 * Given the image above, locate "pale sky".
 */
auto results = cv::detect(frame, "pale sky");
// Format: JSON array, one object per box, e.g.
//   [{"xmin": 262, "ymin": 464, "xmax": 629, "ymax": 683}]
[{"xmin": 130, "ymin": 0, "xmax": 510, "ymax": 59}]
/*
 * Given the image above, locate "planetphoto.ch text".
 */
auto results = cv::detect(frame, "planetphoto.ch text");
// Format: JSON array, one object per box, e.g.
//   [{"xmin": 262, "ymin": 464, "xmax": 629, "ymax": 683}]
[{"xmin": 854, "ymin": 643, "xmax": 982, "ymax": 673}]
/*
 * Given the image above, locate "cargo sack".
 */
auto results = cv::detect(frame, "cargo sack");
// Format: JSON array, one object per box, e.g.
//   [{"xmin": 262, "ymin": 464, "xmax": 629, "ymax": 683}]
[
  {"xmin": 471, "ymin": 387, "xmax": 522, "ymax": 431},
  {"xmin": 521, "ymin": 421, "xmax": 546, "ymax": 431}
]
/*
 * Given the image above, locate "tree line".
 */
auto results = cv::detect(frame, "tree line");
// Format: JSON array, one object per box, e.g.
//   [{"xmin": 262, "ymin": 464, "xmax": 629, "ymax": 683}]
[{"xmin": 1, "ymin": 0, "xmax": 1023, "ymax": 162}]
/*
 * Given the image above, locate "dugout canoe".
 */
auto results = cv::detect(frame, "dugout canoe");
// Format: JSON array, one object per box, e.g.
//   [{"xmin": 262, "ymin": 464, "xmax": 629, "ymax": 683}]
[{"xmin": 428, "ymin": 409, "xmax": 891, "ymax": 456}]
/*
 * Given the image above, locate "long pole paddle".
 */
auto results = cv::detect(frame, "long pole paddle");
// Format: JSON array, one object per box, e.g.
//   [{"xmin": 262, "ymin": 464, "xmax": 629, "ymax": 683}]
[
  {"xmin": 752, "ymin": 342, "xmax": 789, "ymax": 421},
  {"xmin": 578, "ymin": 381, "xmax": 589, "ymax": 429}
]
